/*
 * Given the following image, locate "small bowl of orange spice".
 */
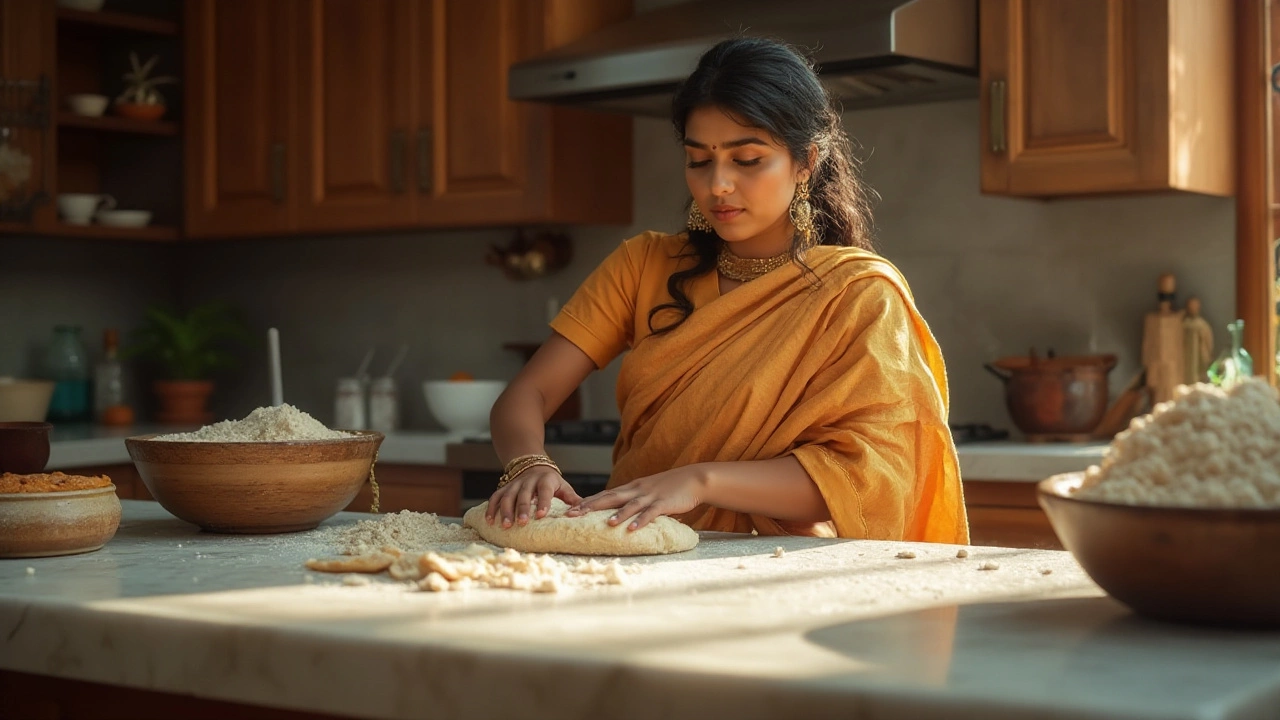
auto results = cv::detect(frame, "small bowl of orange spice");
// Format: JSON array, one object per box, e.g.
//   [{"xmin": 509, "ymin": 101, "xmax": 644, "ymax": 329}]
[{"xmin": 0, "ymin": 472, "xmax": 122, "ymax": 558}]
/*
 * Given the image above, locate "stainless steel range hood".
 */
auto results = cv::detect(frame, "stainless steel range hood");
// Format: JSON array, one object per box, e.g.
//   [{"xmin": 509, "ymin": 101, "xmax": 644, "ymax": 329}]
[{"xmin": 508, "ymin": 0, "xmax": 977, "ymax": 116}]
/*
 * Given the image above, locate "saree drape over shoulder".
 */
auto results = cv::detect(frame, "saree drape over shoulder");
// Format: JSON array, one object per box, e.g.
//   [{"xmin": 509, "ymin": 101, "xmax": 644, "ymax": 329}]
[{"xmin": 549, "ymin": 231, "xmax": 967, "ymax": 544}]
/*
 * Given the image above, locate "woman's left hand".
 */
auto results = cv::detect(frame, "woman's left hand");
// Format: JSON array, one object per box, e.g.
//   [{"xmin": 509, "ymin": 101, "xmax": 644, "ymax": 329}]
[{"xmin": 565, "ymin": 464, "xmax": 709, "ymax": 531}]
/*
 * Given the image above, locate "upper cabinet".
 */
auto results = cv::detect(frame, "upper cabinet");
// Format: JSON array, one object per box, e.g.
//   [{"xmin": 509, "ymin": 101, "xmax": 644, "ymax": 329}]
[
  {"xmin": 185, "ymin": 0, "xmax": 296, "ymax": 237},
  {"xmin": 186, "ymin": 0, "xmax": 633, "ymax": 239},
  {"xmin": 980, "ymin": 0, "xmax": 1234, "ymax": 198},
  {"xmin": 0, "ymin": 0, "xmax": 54, "ymax": 231}
]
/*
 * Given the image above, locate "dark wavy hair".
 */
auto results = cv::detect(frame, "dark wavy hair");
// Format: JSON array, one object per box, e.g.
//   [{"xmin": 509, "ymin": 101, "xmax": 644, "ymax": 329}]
[{"xmin": 648, "ymin": 36, "xmax": 878, "ymax": 335}]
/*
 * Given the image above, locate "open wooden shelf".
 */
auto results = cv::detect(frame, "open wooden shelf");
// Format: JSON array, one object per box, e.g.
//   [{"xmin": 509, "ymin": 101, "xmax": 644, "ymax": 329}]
[
  {"xmin": 44, "ymin": 222, "xmax": 178, "ymax": 241},
  {"xmin": 57, "ymin": 112, "xmax": 178, "ymax": 136},
  {"xmin": 56, "ymin": 8, "xmax": 178, "ymax": 36}
]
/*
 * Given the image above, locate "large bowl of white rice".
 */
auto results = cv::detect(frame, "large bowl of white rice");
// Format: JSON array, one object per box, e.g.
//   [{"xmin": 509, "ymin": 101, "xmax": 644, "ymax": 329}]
[
  {"xmin": 125, "ymin": 404, "xmax": 382, "ymax": 533},
  {"xmin": 1038, "ymin": 379, "xmax": 1280, "ymax": 628}
]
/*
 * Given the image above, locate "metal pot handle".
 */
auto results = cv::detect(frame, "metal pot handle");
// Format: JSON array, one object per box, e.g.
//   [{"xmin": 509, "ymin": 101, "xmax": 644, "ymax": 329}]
[{"xmin": 983, "ymin": 363, "xmax": 1012, "ymax": 384}]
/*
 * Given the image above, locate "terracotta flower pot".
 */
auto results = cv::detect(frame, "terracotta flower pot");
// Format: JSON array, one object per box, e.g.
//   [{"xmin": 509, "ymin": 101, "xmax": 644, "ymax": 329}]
[
  {"xmin": 115, "ymin": 102, "xmax": 166, "ymax": 121},
  {"xmin": 153, "ymin": 380, "xmax": 214, "ymax": 425}
]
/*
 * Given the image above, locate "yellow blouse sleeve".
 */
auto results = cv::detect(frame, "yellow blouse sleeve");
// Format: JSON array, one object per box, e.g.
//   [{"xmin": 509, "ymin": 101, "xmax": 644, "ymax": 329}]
[{"xmin": 549, "ymin": 236, "xmax": 644, "ymax": 369}]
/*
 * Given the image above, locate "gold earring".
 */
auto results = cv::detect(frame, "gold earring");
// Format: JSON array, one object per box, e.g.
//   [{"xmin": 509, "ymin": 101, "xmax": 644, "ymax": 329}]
[
  {"xmin": 789, "ymin": 179, "xmax": 815, "ymax": 247},
  {"xmin": 687, "ymin": 201, "xmax": 713, "ymax": 233}
]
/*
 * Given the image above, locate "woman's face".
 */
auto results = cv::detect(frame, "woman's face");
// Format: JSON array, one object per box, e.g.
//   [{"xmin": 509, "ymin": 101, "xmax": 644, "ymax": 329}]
[{"xmin": 683, "ymin": 105, "xmax": 807, "ymax": 256}]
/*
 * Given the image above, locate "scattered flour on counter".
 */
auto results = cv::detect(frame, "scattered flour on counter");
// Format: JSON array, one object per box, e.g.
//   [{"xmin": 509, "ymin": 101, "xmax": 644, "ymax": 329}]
[
  {"xmin": 1078, "ymin": 379, "xmax": 1280, "ymax": 507},
  {"xmin": 978, "ymin": 561, "xmax": 1000, "ymax": 571},
  {"xmin": 956, "ymin": 548, "xmax": 969, "ymax": 559},
  {"xmin": 317, "ymin": 510, "xmax": 480, "ymax": 555},
  {"xmin": 772, "ymin": 547, "xmax": 785, "ymax": 558},
  {"xmin": 895, "ymin": 551, "xmax": 916, "ymax": 559},
  {"xmin": 153, "ymin": 404, "xmax": 352, "ymax": 442}
]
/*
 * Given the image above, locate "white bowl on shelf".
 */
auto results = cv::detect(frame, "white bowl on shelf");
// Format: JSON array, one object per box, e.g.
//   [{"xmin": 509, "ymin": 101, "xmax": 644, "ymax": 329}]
[
  {"xmin": 422, "ymin": 380, "xmax": 507, "ymax": 435},
  {"xmin": 64, "ymin": 94, "xmax": 109, "ymax": 117},
  {"xmin": 56, "ymin": 0, "xmax": 105, "ymax": 10},
  {"xmin": 95, "ymin": 209, "xmax": 152, "ymax": 228}
]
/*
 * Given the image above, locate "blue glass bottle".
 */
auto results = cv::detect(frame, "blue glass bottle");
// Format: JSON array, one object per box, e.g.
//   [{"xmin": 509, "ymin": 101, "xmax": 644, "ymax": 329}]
[{"xmin": 45, "ymin": 325, "xmax": 91, "ymax": 422}]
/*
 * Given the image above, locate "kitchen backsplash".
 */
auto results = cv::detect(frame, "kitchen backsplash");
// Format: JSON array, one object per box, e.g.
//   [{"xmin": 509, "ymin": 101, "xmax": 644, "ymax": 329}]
[{"xmin": 2, "ymin": 99, "xmax": 1234, "ymax": 432}]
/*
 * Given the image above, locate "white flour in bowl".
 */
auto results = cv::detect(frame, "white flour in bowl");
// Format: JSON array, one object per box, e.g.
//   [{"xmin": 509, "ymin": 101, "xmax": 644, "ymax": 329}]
[
  {"xmin": 153, "ymin": 404, "xmax": 353, "ymax": 442},
  {"xmin": 1078, "ymin": 379, "xmax": 1280, "ymax": 507}
]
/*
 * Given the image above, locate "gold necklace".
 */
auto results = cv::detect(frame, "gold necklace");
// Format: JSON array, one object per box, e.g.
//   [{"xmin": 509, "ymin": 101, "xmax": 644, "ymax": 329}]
[{"xmin": 716, "ymin": 245, "xmax": 793, "ymax": 282}]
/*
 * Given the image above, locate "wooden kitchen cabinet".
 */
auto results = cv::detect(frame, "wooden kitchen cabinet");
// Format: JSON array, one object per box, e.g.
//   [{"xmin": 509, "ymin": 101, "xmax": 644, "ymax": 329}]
[
  {"xmin": 963, "ymin": 480, "xmax": 1062, "ymax": 550},
  {"xmin": 295, "ymin": 0, "xmax": 418, "ymax": 232},
  {"xmin": 0, "ymin": 0, "xmax": 55, "ymax": 233},
  {"xmin": 345, "ymin": 463, "xmax": 462, "ymax": 517},
  {"xmin": 415, "ymin": 0, "xmax": 633, "ymax": 226},
  {"xmin": 185, "ymin": 0, "xmax": 632, "ymax": 238},
  {"xmin": 184, "ymin": 0, "xmax": 296, "ymax": 237},
  {"xmin": 980, "ymin": 0, "xmax": 1234, "ymax": 198},
  {"xmin": 63, "ymin": 462, "xmax": 152, "ymax": 501}
]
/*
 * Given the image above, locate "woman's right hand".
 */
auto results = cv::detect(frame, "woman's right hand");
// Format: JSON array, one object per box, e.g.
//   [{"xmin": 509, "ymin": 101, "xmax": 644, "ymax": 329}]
[{"xmin": 484, "ymin": 465, "xmax": 584, "ymax": 528}]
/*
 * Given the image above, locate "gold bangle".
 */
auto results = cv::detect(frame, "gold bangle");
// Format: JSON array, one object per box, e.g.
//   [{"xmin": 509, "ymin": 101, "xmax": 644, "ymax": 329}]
[{"xmin": 497, "ymin": 454, "xmax": 560, "ymax": 489}]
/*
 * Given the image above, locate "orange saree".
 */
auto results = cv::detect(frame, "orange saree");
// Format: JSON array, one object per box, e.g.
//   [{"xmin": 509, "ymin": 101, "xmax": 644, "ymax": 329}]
[{"xmin": 550, "ymin": 231, "xmax": 967, "ymax": 543}]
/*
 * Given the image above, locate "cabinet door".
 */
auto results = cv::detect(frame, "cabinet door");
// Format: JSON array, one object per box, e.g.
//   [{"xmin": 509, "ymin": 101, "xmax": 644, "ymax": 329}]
[
  {"xmin": 0, "ymin": 0, "xmax": 54, "ymax": 232},
  {"xmin": 415, "ymin": 0, "xmax": 546, "ymax": 225},
  {"xmin": 296, "ymin": 0, "xmax": 416, "ymax": 232},
  {"xmin": 980, "ymin": 0, "xmax": 1162, "ymax": 196},
  {"xmin": 185, "ymin": 0, "xmax": 297, "ymax": 237}
]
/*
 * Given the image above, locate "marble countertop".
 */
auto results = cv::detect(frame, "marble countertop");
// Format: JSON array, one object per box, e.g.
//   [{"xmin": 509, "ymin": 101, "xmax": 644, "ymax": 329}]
[
  {"xmin": 3, "ymin": 502, "xmax": 1278, "ymax": 720},
  {"xmin": 47, "ymin": 424, "xmax": 1109, "ymax": 482}
]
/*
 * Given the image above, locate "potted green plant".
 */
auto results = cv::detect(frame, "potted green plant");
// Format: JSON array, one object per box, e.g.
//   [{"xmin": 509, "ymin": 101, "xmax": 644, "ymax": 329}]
[
  {"xmin": 114, "ymin": 52, "xmax": 177, "ymax": 122},
  {"xmin": 124, "ymin": 302, "xmax": 250, "ymax": 425}
]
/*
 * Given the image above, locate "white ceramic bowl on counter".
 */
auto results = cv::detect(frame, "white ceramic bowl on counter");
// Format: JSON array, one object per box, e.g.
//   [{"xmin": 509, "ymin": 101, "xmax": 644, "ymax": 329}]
[
  {"xmin": 0, "ymin": 378, "xmax": 55, "ymax": 422},
  {"xmin": 423, "ymin": 380, "xmax": 507, "ymax": 435}
]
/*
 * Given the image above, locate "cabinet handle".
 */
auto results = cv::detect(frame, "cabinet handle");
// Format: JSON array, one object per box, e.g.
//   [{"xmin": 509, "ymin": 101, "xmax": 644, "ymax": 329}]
[
  {"xmin": 390, "ymin": 130, "xmax": 407, "ymax": 194},
  {"xmin": 417, "ymin": 127, "xmax": 433, "ymax": 194},
  {"xmin": 989, "ymin": 80, "xmax": 1007, "ymax": 154},
  {"xmin": 270, "ymin": 142, "xmax": 286, "ymax": 204}
]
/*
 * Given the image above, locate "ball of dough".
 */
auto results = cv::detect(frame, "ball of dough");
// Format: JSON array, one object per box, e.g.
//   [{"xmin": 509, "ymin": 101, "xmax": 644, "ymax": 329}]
[{"xmin": 462, "ymin": 498, "xmax": 698, "ymax": 556}]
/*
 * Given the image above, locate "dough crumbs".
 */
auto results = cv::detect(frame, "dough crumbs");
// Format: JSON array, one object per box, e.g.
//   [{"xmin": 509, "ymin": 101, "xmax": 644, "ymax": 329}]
[
  {"xmin": 1040, "ymin": 568, "xmax": 1053, "ymax": 576},
  {"xmin": 306, "ymin": 543, "xmax": 635, "ymax": 594},
  {"xmin": 153, "ymin": 403, "xmax": 352, "ymax": 442},
  {"xmin": 956, "ymin": 548, "xmax": 969, "ymax": 559},
  {"xmin": 25, "ymin": 567, "xmax": 35, "ymax": 576},
  {"xmin": 320, "ymin": 510, "xmax": 479, "ymax": 555},
  {"xmin": 342, "ymin": 574, "xmax": 371, "ymax": 587},
  {"xmin": 1078, "ymin": 379, "xmax": 1280, "ymax": 507},
  {"xmin": 736, "ymin": 563, "xmax": 748, "ymax": 570},
  {"xmin": 978, "ymin": 561, "xmax": 1000, "ymax": 571},
  {"xmin": 772, "ymin": 547, "xmax": 785, "ymax": 558},
  {"xmin": 896, "ymin": 550, "xmax": 917, "ymax": 559}
]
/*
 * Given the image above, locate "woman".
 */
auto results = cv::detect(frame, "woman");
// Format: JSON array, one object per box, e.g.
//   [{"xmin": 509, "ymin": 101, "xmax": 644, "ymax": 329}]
[{"xmin": 484, "ymin": 37, "xmax": 967, "ymax": 544}]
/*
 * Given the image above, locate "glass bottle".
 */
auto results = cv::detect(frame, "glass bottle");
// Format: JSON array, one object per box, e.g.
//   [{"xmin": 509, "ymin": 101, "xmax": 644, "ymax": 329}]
[
  {"xmin": 94, "ymin": 328, "xmax": 125, "ymax": 422},
  {"xmin": 45, "ymin": 325, "xmax": 90, "ymax": 422},
  {"xmin": 1207, "ymin": 319, "xmax": 1253, "ymax": 388},
  {"xmin": 368, "ymin": 376, "xmax": 399, "ymax": 433},
  {"xmin": 334, "ymin": 377, "xmax": 367, "ymax": 430}
]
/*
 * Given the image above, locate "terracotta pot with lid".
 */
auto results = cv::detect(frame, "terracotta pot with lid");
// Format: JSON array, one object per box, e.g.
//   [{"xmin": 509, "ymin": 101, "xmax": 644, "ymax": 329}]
[{"xmin": 984, "ymin": 350, "xmax": 1118, "ymax": 440}]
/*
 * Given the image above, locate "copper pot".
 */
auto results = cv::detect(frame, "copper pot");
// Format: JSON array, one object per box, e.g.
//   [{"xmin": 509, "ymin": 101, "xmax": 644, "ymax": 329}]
[{"xmin": 984, "ymin": 352, "xmax": 1117, "ymax": 438}]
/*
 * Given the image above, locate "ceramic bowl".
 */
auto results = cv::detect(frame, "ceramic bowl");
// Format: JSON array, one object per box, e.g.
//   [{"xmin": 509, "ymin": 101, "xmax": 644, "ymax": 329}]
[
  {"xmin": 64, "ymin": 93, "xmax": 109, "ymax": 117},
  {"xmin": 0, "ymin": 485, "xmax": 121, "ymax": 558},
  {"xmin": 125, "ymin": 431, "xmax": 384, "ymax": 533},
  {"xmin": 0, "ymin": 421, "xmax": 52, "ymax": 474},
  {"xmin": 0, "ymin": 378, "xmax": 54, "ymax": 422},
  {"xmin": 422, "ymin": 380, "xmax": 507, "ymax": 435},
  {"xmin": 1038, "ymin": 472, "xmax": 1280, "ymax": 628},
  {"xmin": 95, "ymin": 209, "xmax": 152, "ymax": 228}
]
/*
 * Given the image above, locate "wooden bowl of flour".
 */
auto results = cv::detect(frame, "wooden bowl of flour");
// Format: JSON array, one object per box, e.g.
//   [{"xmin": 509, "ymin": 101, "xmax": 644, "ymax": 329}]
[
  {"xmin": 1039, "ymin": 472, "xmax": 1280, "ymax": 628},
  {"xmin": 126, "ymin": 431, "xmax": 383, "ymax": 534}
]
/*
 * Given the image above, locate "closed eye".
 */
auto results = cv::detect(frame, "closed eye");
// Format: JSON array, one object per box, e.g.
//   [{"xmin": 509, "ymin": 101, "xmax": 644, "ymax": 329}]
[
  {"xmin": 735, "ymin": 158, "xmax": 762, "ymax": 167},
  {"xmin": 686, "ymin": 159, "xmax": 710, "ymax": 169}
]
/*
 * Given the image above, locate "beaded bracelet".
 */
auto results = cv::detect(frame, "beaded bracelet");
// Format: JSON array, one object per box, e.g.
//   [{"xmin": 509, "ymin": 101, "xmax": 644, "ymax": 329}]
[{"xmin": 497, "ymin": 453, "xmax": 560, "ymax": 489}]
